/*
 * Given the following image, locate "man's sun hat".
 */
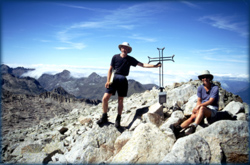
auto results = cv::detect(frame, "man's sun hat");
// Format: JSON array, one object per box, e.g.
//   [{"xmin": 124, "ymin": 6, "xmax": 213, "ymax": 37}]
[
  {"xmin": 198, "ymin": 70, "xmax": 214, "ymax": 80},
  {"xmin": 118, "ymin": 42, "xmax": 132, "ymax": 53}
]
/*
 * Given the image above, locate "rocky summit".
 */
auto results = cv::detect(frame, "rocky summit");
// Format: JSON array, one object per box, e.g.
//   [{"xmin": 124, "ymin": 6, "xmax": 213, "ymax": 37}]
[{"xmin": 1, "ymin": 80, "xmax": 249, "ymax": 164}]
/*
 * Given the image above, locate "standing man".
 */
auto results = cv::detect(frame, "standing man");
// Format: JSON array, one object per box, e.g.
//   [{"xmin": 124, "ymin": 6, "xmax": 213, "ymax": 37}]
[
  {"xmin": 170, "ymin": 70, "xmax": 219, "ymax": 136},
  {"xmin": 97, "ymin": 42, "xmax": 161, "ymax": 128}
]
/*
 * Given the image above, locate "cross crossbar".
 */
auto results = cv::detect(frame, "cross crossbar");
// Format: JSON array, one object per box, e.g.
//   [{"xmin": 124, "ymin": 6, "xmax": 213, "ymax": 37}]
[{"xmin": 148, "ymin": 48, "xmax": 175, "ymax": 92}]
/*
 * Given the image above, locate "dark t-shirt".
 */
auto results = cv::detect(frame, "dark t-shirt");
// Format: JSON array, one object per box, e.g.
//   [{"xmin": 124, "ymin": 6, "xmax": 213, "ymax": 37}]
[
  {"xmin": 111, "ymin": 54, "xmax": 140, "ymax": 76},
  {"xmin": 197, "ymin": 84, "xmax": 219, "ymax": 107}
]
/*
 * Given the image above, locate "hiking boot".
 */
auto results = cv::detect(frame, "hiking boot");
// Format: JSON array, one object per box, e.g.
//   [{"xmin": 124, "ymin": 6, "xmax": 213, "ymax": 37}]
[
  {"xmin": 115, "ymin": 114, "xmax": 121, "ymax": 128},
  {"xmin": 185, "ymin": 125, "xmax": 196, "ymax": 136},
  {"xmin": 97, "ymin": 113, "xmax": 108, "ymax": 125},
  {"xmin": 170, "ymin": 124, "xmax": 182, "ymax": 137}
]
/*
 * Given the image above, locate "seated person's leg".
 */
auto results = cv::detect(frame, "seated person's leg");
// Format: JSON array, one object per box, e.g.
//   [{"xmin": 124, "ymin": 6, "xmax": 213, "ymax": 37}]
[
  {"xmin": 181, "ymin": 113, "xmax": 196, "ymax": 129},
  {"xmin": 194, "ymin": 106, "xmax": 212, "ymax": 125}
]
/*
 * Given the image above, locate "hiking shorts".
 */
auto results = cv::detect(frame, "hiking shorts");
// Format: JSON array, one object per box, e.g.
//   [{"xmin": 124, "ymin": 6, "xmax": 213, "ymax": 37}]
[
  {"xmin": 207, "ymin": 105, "xmax": 218, "ymax": 118},
  {"xmin": 105, "ymin": 74, "xmax": 128, "ymax": 97}
]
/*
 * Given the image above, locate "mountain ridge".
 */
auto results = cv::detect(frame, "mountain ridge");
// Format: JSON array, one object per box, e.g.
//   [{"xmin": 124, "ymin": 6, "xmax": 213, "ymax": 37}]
[
  {"xmin": 1, "ymin": 64, "xmax": 35, "ymax": 78},
  {"xmin": 35, "ymin": 68, "xmax": 158, "ymax": 100},
  {"xmin": 235, "ymin": 86, "xmax": 249, "ymax": 104},
  {"xmin": 1, "ymin": 64, "xmax": 248, "ymax": 103},
  {"xmin": 1, "ymin": 64, "xmax": 158, "ymax": 101},
  {"xmin": 1, "ymin": 73, "xmax": 46, "ymax": 95}
]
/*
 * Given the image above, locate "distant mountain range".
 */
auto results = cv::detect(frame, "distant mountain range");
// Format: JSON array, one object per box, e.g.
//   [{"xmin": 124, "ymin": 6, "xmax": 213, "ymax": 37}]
[
  {"xmin": 1, "ymin": 64, "xmax": 158, "ymax": 101},
  {"xmin": 235, "ymin": 86, "xmax": 249, "ymax": 105},
  {"xmin": 1, "ymin": 64, "xmax": 249, "ymax": 104},
  {"xmin": 37, "ymin": 70, "xmax": 157, "ymax": 100},
  {"xmin": 218, "ymin": 79, "xmax": 249, "ymax": 94},
  {"xmin": 218, "ymin": 79, "xmax": 249, "ymax": 105},
  {"xmin": 2, "ymin": 73, "xmax": 46, "ymax": 95},
  {"xmin": 1, "ymin": 64, "xmax": 35, "ymax": 78}
]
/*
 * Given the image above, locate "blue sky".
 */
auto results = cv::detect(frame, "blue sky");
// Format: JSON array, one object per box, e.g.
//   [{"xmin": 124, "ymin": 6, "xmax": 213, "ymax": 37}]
[{"xmin": 1, "ymin": 0, "xmax": 249, "ymax": 85}]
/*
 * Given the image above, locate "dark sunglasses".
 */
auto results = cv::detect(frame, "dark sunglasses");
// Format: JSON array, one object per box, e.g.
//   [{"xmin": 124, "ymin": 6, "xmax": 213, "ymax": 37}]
[
  {"xmin": 121, "ymin": 46, "xmax": 129, "ymax": 49},
  {"xmin": 201, "ymin": 75, "xmax": 211, "ymax": 79}
]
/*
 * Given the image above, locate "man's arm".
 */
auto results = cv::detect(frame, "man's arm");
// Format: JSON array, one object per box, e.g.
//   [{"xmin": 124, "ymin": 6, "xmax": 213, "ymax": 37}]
[
  {"xmin": 193, "ymin": 97, "xmax": 215, "ymax": 113},
  {"xmin": 105, "ymin": 66, "xmax": 113, "ymax": 88},
  {"xmin": 193, "ymin": 97, "xmax": 202, "ymax": 113},
  {"xmin": 200, "ymin": 97, "xmax": 215, "ymax": 107},
  {"xmin": 137, "ymin": 62, "xmax": 161, "ymax": 68},
  {"xmin": 197, "ymin": 97, "xmax": 202, "ymax": 106}
]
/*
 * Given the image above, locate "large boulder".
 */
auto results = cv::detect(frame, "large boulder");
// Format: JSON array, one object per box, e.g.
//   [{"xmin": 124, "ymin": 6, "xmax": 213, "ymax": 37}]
[
  {"xmin": 142, "ymin": 102, "xmax": 164, "ymax": 127},
  {"xmin": 198, "ymin": 120, "xmax": 249, "ymax": 163},
  {"xmin": 222, "ymin": 101, "xmax": 245, "ymax": 116},
  {"xmin": 182, "ymin": 94, "xmax": 197, "ymax": 116},
  {"xmin": 111, "ymin": 123, "xmax": 175, "ymax": 164},
  {"xmin": 63, "ymin": 124, "xmax": 121, "ymax": 164},
  {"xmin": 142, "ymin": 112, "xmax": 163, "ymax": 127},
  {"xmin": 160, "ymin": 110, "xmax": 185, "ymax": 129},
  {"xmin": 121, "ymin": 106, "xmax": 149, "ymax": 129},
  {"xmin": 113, "ymin": 130, "xmax": 133, "ymax": 155},
  {"xmin": 160, "ymin": 134, "xmax": 211, "ymax": 164},
  {"xmin": 166, "ymin": 84, "xmax": 197, "ymax": 109},
  {"xmin": 162, "ymin": 120, "xmax": 248, "ymax": 164}
]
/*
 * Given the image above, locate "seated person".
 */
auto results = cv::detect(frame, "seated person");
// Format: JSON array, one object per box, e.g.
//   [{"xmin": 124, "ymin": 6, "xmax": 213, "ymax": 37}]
[{"xmin": 171, "ymin": 70, "xmax": 219, "ymax": 136}]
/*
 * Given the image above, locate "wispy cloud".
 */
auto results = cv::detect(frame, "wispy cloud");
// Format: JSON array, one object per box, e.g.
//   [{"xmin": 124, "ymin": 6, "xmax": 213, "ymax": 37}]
[
  {"xmin": 198, "ymin": 14, "xmax": 248, "ymax": 37},
  {"xmin": 54, "ymin": 47, "xmax": 71, "ymax": 50},
  {"xmin": 70, "ymin": 22, "xmax": 103, "ymax": 29},
  {"xmin": 193, "ymin": 48, "xmax": 223, "ymax": 54},
  {"xmin": 181, "ymin": 1, "xmax": 201, "ymax": 9},
  {"xmin": 66, "ymin": 2, "xmax": 166, "ymax": 30},
  {"xmin": 192, "ymin": 47, "xmax": 248, "ymax": 64},
  {"xmin": 55, "ymin": 2, "xmax": 166, "ymax": 49},
  {"xmin": 58, "ymin": 3, "xmax": 112, "ymax": 13},
  {"xmin": 128, "ymin": 34, "xmax": 157, "ymax": 42},
  {"xmin": 56, "ymin": 29, "xmax": 88, "ymax": 50},
  {"xmin": 54, "ymin": 41, "xmax": 86, "ymax": 50},
  {"xmin": 34, "ymin": 39, "xmax": 52, "ymax": 43},
  {"xmin": 203, "ymin": 56, "xmax": 248, "ymax": 63}
]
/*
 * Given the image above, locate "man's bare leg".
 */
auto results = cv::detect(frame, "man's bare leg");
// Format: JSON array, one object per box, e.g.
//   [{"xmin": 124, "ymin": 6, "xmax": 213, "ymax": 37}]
[
  {"xmin": 102, "ymin": 93, "xmax": 112, "ymax": 113},
  {"xmin": 115, "ymin": 96, "xmax": 124, "ymax": 128},
  {"xmin": 97, "ymin": 93, "xmax": 112, "ymax": 125},
  {"xmin": 118, "ymin": 96, "xmax": 124, "ymax": 115}
]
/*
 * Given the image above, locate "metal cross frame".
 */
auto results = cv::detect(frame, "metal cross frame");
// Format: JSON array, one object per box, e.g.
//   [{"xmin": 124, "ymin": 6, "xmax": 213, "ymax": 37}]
[{"xmin": 148, "ymin": 47, "xmax": 175, "ymax": 92}]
